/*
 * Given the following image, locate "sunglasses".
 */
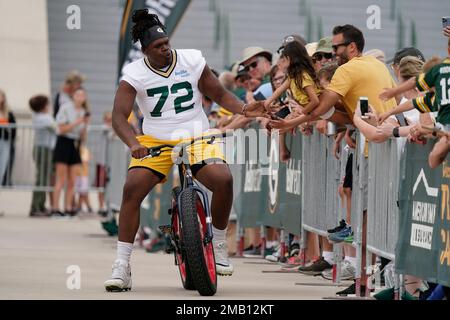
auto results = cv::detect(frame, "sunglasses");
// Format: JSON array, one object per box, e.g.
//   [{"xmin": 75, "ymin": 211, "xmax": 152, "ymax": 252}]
[
  {"xmin": 312, "ymin": 52, "xmax": 334, "ymax": 63},
  {"xmin": 243, "ymin": 60, "xmax": 259, "ymax": 72},
  {"xmin": 332, "ymin": 42, "xmax": 351, "ymax": 52}
]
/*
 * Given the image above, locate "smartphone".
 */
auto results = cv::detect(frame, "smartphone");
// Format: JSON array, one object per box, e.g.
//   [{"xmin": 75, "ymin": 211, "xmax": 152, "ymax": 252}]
[
  {"xmin": 275, "ymin": 106, "xmax": 291, "ymax": 119},
  {"xmin": 443, "ymin": 17, "xmax": 450, "ymax": 28},
  {"xmin": 360, "ymin": 97, "xmax": 369, "ymax": 116},
  {"xmin": 84, "ymin": 112, "xmax": 91, "ymax": 118}
]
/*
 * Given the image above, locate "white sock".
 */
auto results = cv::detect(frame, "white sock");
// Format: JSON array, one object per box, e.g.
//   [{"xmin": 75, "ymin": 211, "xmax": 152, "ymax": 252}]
[
  {"xmin": 212, "ymin": 226, "xmax": 226, "ymax": 242},
  {"xmin": 345, "ymin": 256, "xmax": 357, "ymax": 268},
  {"xmin": 323, "ymin": 251, "xmax": 334, "ymax": 265},
  {"xmin": 117, "ymin": 241, "xmax": 133, "ymax": 263}
]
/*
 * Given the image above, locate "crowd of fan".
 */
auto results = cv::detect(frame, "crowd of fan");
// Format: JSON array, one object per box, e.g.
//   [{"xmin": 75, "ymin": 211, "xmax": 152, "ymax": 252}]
[
  {"xmin": 2, "ymin": 21, "xmax": 449, "ymax": 299},
  {"xmin": 0, "ymin": 71, "xmax": 113, "ymax": 218},
  {"xmin": 188, "ymin": 24, "xmax": 450, "ymax": 300}
]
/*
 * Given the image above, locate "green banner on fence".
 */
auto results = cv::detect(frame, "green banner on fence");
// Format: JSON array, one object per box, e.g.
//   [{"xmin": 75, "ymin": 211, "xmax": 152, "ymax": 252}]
[
  {"xmin": 277, "ymin": 133, "xmax": 302, "ymax": 235},
  {"xmin": 235, "ymin": 123, "xmax": 268, "ymax": 228},
  {"xmin": 396, "ymin": 140, "xmax": 450, "ymax": 286},
  {"xmin": 235, "ymin": 123, "xmax": 302, "ymax": 235}
]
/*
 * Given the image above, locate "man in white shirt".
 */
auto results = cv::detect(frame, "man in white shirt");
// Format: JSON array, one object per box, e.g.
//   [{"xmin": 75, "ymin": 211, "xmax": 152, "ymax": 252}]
[{"xmin": 105, "ymin": 10, "xmax": 265, "ymax": 292}]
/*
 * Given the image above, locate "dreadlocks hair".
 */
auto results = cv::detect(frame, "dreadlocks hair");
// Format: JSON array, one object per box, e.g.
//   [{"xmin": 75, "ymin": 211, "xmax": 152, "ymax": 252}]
[
  {"xmin": 131, "ymin": 9, "xmax": 166, "ymax": 44},
  {"xmin": 281, "ymin": 40, "xmax": 318, "ymax": 91}
]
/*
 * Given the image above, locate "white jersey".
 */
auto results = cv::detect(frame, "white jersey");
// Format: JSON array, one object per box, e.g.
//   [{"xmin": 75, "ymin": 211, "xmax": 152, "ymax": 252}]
[{"xmin": 121, "ymin": 49, "xmax": 210, "ymax": 140}]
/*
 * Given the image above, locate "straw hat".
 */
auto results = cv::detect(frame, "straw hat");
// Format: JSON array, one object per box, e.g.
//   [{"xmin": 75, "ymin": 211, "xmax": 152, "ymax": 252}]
[
  {"xmin": 305, "ymin": 42, "xmax": 318, "ymax": 57},
  {"xmin": 239, "ymin": 46, "xmax": 273, "ymax": 65}
]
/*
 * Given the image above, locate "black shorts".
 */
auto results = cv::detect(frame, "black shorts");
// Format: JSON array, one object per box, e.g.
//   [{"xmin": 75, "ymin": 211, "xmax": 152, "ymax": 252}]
[
  {"xmin": 53, "ymin": 136, "xmax": 81, "ymax": 165},
  {"xmin": 343, "ymin": 153, "xmax": 353, "ymax": 190}
]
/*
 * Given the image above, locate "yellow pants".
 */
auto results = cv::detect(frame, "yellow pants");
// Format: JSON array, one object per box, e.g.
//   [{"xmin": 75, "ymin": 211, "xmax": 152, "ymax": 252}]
[{"xmin": 129, "ymin": 134, "xmax": 226, "ymax": 183}]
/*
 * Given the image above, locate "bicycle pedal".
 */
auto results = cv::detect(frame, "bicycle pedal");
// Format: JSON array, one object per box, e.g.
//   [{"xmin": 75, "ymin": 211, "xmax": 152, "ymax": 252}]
[{"xmin": 158, "ymin": 225, "xmax": 172, "ymax": 234}]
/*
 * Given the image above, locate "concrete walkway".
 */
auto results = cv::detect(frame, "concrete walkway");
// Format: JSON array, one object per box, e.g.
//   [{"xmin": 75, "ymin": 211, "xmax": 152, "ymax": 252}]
[{"xmin": 0, "ymin": 191, "xmax": 349, "ymax": 300}]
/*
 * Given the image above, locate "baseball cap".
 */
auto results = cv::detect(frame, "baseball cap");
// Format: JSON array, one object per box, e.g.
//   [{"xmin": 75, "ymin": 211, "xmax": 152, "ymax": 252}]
[
  {"xmin": 239, "ymin": 46, "xmax": 273, "ymax": 65},
  {"xmin": 277, "ymin": 34, "xmax": 307, "ymax": 54},
  {"xmin": 387, "ymin": 47, "xmax": 425, "ymax": 65},
  {"xmin": 315, "ymin": 37, "xmax": 333, "ymax": 54}
]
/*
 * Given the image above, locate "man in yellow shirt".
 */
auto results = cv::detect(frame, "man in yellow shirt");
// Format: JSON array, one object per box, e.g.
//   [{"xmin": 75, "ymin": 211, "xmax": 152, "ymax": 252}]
[
  {"xmin": 270, "ymin": 24, "xmax": 396, "ymax": 128},
  {"xmin": 269, "ymin": 24, "xmax": 397, "ymax": 297}
]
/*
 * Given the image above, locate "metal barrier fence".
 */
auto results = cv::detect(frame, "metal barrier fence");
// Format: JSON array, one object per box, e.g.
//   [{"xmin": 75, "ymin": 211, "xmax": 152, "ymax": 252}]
[
  {"xmin": 106, "ymin": 135, "xmax": 130, "ymax": 211},
  {"xmin": 5, "ymin": 122, "xmax": 448, "ymax": 289},
  {"xmin": 351, "ymin": 133, "xmax": 369, "ymax": 295},
  {"xmin": 0, "ymin": 124, "xmax": 113, "ymax": 192},
  {"xmin": 366, "ymin": 137, "xmax": 405, "ymax": 260},
  {"xmin": 301, "ymin": 131, "xmax": 345, "ymax": 236},
  {"xmin": 300, "ymin": 130, "xmax": 367, "ymax": 289}
]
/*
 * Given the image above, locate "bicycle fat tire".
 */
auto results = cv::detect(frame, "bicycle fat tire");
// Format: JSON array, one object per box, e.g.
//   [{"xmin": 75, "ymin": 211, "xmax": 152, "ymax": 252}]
[
  {"xmin": 172, "ymin": 206, "xmax": 196, "ymax": 291},
  {"xmin": 179, "ymin": 188, "xmax": 217, "ymax": 296}
]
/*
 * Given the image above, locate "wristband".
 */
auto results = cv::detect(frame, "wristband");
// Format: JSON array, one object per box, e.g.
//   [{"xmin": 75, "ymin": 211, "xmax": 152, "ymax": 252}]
[
  {"xmin": 242, "ymin": 104, "xmax": 248, "ymax": 115},
  {"xmin": 392, "ymin": 127, "xmax": 400, "ymax": 138}
]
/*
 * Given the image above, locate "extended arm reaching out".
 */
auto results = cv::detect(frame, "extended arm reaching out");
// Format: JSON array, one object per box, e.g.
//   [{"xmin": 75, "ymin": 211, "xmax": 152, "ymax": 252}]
[
  {"xmin": 198, "ymin": 64, "xmax": 267, "ymax": 118},
  {"xmin": 378, "ymin": 99, "xmax": 415, "ymax": 124},
  {"xmin": 379, "ymin": 77, "xmax": 416, "ymax": 101}
]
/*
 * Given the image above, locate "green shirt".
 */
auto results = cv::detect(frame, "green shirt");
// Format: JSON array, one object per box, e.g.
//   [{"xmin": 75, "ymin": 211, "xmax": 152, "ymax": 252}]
[
  {"xmin": 416, "ymin": 58, "xmax": 450, "ymax": 124},
  {"xmin": 262, "ymin": 74, "xmax": 271, "ymax": 84},
  {"xmin": 412, "ymin": 91, "xmax": 436, "ymax": 113},
  {"xmin": 232, "ymin": 87, "xmax": 246, "ymax": 100}
]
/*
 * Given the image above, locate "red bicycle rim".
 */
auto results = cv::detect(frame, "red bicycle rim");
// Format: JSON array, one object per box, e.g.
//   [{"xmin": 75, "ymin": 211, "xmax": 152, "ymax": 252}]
[{"xmin": 196, "ymin": 200, "xmax": 217, "ymax": 283}]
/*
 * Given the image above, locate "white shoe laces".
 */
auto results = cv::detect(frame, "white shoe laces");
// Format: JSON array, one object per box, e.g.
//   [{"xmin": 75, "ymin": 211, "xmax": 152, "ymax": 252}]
[
  {"xmin": 213, "ymin": 240, "xmax": 229, "ymax": 265},
  {"xmin": 111, "ymin": 260, "xmax": 130, "ymax": 280}
]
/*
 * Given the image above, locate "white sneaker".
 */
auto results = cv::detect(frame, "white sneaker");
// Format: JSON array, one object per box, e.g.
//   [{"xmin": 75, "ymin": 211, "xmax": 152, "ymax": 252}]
[
  {"xmin": 104, "ymin": 259, "xmax": 132, "ymax": 292},
  {"xmin": 213, "ymin": 240, "xmax": 233, "ymax": 276},
  {"xmin": 321, "ymin": 260, "xmax": 355, "ymax": 280},
  {"xmin": 265, "ymin": 244, "xmax": 281, "ymax": 262}
]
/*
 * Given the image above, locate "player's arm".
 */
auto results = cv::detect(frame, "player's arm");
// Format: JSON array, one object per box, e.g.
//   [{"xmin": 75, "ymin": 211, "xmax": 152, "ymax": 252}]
[
  {"xmin": 198, "ymin": 64, "xmax": 244, "ymax": 114},
  {"xmin": 112, "ymin": 80, "xmax": 147, "ymax": 159},
  {"xmin": 379, "ymin": 77, "xmax": 416, "ymax": 101},
  {"xmin": 198, "ymin": 64, "xmax": 266, "ymax": 117}
]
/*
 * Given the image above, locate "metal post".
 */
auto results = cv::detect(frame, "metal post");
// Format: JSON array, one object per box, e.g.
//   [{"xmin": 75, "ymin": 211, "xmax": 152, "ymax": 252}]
[
  {"xmin": 236, "ymin": 220, "xmax": 244, "ymax": 257},
  {"xmin": 354, "ymin": 134, "xmax": 364, "ymax": 297},
  {"xmin": 333, "ymin": 243, "xmax": 342, "ymax": 285},
  {"xmin": 280, "ymin": 228, "xmax": 286, "ymax": 259},
  {"xmin": 260, "ymin": 225, "xmax": 266, "ymax": 259}
]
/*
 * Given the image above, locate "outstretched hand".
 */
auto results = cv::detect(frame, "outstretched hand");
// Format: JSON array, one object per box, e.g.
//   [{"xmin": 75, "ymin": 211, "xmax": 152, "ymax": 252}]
[
  {"xmin": 263, "ymin": 99, "xmax": 273, "ymax": 111},
  {"xmin": 243, "ymin": 100, "xmax": 269, "ymax": 118},
  {"xmin": 378, "ymin": 112, "xmax": 391, "ymax": 125},
  {"xmin": 267, "ymin": 116, "xmax": 295, "ymax": 134}
]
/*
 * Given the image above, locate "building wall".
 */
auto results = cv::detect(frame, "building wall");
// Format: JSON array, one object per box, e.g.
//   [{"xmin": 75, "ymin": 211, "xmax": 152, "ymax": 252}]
[
  {"xmin": 171, "ymin": 0, "xmax": 450, "ymax": 70},
  {"xmin": 47, "ymin": 0, "xmax": 122, "ymax": 124},
  {"xmin": 0, "ymin": 0, "xmax": 50, "ymax": 117}
]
